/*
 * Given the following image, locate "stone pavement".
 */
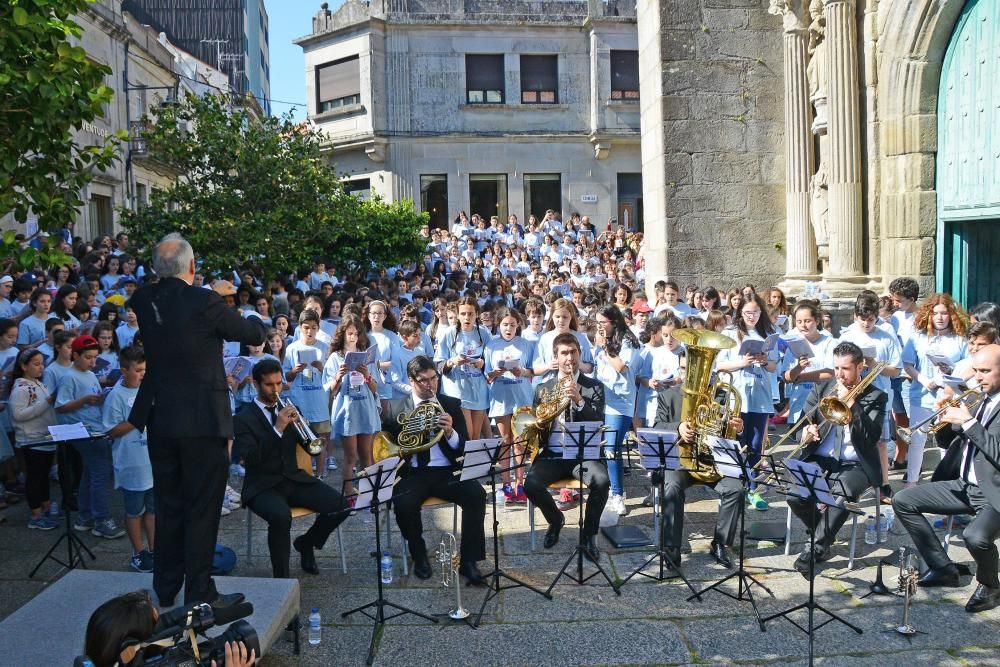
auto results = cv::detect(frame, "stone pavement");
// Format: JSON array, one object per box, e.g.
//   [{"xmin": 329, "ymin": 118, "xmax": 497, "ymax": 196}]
[{"xmin": 2, "ymin": 456, "xmax": 999, "ymax": 666}]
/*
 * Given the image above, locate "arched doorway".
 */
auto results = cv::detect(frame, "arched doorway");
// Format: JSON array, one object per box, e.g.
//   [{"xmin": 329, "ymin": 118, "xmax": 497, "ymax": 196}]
[{"xmin": 937, "ymin": 0, "xmax": 1000, "ymax": 306}]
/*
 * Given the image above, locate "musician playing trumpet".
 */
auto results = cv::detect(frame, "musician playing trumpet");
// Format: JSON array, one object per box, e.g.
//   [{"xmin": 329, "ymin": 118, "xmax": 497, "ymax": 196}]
[
  {"xmin": 383, "ymin": 356, "xmax": 487, "ymax": 585},
  {"xmin": 787, "ymin": 342, "xmax": 887, "ymax": 578},
  {"xmin": 236, "ymin": 359, "xmax": 348, "ymax": 578}
]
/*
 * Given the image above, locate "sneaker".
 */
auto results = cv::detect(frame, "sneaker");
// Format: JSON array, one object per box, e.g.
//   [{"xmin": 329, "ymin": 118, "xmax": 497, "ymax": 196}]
[
  {"xmin": 28, "ymin": 516, "xmax": 58, "ymax": 531},
  {"xmin": 48, "ymin": 501, "xmax": 63, "ymax": 518},
  {"xmin": 225, "ymin": 485, "xmax": 242, "ymax": 504},
  {"xmin": 612, "ymin": 493, "xmax": 628, "ymax": 516},
  {"xmin": 748, "ymin": 491, "xmax": 769, "ymax": 511},
  {"xmin": 130, "ymin": 550, "xmax": 154, "ymax": 573},
  {"xmin": 220, "ymin": 504, "xmax": 231, "ymax": 517},
  {"xmin": 326, "ymin": 456, "xmax": 338, "ymax": 471},
  {"xmin": 92, "ymin": 519, "xmax": 126, "ymax": 539},
  {"xmin": 502, "ymin": 483, "xmax": 514, "ymax": 501},
  {"xmin": 555, "ymin": 488, "xmax": 580, "ymax": 512},
  {"xmin": 229, "ymin": 463, "xmax": 245, "ymax": 478},
  {"xmin": 512, "ymin": 484, "xmax": 528, "ymax": 503},
  {"xmin": 934, "ymin": 515, "xmax": 971, "ymax": 529},
  {"xmin": 73, "ymin": 517, "xmax": 95, "ymax": 532},
  {"xmin": 223, "ymin": 495, "xmax": 241, "ymax": 511}
]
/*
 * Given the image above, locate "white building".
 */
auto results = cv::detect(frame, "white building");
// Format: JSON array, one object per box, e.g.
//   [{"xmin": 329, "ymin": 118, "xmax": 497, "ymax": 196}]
[{"xmin": 296, "ymin": 0, "xmax": 643, "ymax": 230}]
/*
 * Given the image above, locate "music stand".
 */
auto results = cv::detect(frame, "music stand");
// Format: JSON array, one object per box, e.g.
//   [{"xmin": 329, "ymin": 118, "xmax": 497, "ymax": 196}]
[
  {"xmin": 25, "ymin": 428, "xmax": 104, "ymax": 577},
  {"xmin": 688, "ymin": 436, "xmax": 775, "ymax": 628},
  {"xmin": 340, "ymin": 457, "xmax": 439, "ymax": 665},
  {"xmin": 545, "ymin": 422, "xmax": 621, "ymax": 596},
  {"xmin": 618, "ymin": 429, "xmax": 701, "ymax": 599},
  {"xmin": 760, "ymin": 460, "xmax": 863, "ymax": 663},
  {"xmin": 459, "ymin": 438, "xmax": 551, "ymax": 628}
]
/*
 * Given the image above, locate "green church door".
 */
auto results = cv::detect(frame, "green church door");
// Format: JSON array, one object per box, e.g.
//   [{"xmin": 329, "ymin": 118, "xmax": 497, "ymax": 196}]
[{"xmin": 937, "ymin": 0, "xmax": 1000, "ymax": 307}]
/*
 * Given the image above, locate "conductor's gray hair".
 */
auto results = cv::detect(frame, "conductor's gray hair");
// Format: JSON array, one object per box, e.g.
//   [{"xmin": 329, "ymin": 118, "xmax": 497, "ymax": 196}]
[{"xmin": 152, "ymin": 233, "xmax": 194, "ymax": 279}]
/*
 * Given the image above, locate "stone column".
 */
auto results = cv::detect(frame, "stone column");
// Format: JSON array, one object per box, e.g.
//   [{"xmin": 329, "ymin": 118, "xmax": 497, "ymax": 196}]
[
  {"xmin": 822, "ymin": 0, "xmax": 865, "ymax": 285},
  {"xmin": 770, "ymin": 1, "xmax": 819, "ymax": 288}
]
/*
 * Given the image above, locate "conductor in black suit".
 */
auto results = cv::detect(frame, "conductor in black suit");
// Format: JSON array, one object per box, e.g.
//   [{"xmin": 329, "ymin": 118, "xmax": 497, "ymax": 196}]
[
  {"xmin": 787, "ymin": 342, "xmax": 887, "ymax": 577},
  {"xmin": 523, "ymin": 332, "xmax": 609, "ymax": 563},
  {"xmin": 236, "ymin": 359, "xmax": 347, "ymax": 578},
  {"xmin": 653, "ymin": 350, "xmax": 745, "ymax": 569},
  {"xmin": 383, "ymin": 355, "xmax": 487, "ymax": 585},
  {"xmin": 128, "ymin": 233, "xmax": 267, "ymax": 606},
  {"xmin": 894, "ymin": 344, "xmax": 1000, "ymax": 613}
]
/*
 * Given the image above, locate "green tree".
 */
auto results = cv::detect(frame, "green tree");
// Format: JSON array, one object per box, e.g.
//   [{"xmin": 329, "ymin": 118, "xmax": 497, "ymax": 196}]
[
  {"xmin": 0, "ymin": 0, "xmax": 123, "ymax": 270},
  {"xmin": 120, "ymin": 93, "xmax": 426, "ymax": 285}
]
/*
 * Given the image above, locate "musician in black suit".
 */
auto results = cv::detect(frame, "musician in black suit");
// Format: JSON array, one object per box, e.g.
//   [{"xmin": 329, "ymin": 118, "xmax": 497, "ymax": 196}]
[
  {"xmin": 128, "ymin": 233, "xmax": 267, "ymax": 607},
  {"xmin": 787, "ymin": 342, "xmax": 887, "ymax": 577},
  {"xmin": 653, "ymin": 350, "xmax": 745, "ymax": 569},
  {"xmin": 523, "ymin": 332, "xmax": 609, "ymax": 563},
  {"xmin": 236, "ymin": 359, "xmax": 347, "ymax": 578},
  {"xmin": 384, "ymin": 355, "xmax": 487, "ymax": 585},
  {"xmin": 893, "ymin": 344, "xmax": 1000, "ymax": 613}
]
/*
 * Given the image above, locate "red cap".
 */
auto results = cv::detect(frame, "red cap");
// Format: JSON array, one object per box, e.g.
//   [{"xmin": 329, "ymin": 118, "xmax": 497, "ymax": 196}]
[
  {"xmin": 71, "ymin": 335, "xmax": 99, "ymax": 353},
  {"xmin": 631, "ymin": 302, "xmax": 653, "ymax": 314}
]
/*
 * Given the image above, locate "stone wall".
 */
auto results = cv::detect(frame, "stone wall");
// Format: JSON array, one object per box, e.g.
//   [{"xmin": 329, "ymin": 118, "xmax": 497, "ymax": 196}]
[{"xmin": 640, "ymin": 0, "xmax": 786, "ymax": 291}]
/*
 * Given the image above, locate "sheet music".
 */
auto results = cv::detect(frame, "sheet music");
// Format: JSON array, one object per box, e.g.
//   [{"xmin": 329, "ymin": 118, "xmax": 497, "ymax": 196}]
[
  {"xmin": 344, "ymin": 344, "xmax": 377, "ymax": 371},
  {"xmin": 784, "ymin": 459, "xmax": 842, "ymax": 506},
  {"xmin": 705, "ymin": 435, "xmax": 746, "ymax": 480},
  {"xmin": 635, "ymin": 428, "xmax": 679, "ymax": 470},
  {"xmin": 353, "ymin": 456, "xmax": 401, "ymax": 510},
  {"xmin": 459, "ymin": 438, "xmax": 500, "ymax": 481},
  {"xmin": 48, "ymin": 423, "xmax": 91, "ymax": 441},
  {"xmin": 552, "ymin": 420, "xmax": 605, "ymax": 461}
]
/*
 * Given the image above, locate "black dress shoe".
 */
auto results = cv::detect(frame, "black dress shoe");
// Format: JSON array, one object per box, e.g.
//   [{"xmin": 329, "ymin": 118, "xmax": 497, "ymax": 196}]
[
  {"xmin": 965, "ymin": 583, "xmax": 1000, "ymax": 613},
  {"xmin": 293, "ymin": 536, "xmax": 319, "ymax": 575},
  {"xmin": 412, "ymin": 553, "xmax": 433, "ymax": 580},
  {"xmin": 890, "ymin": 460, "xmax": 907, "ymax": 471},
  {"xmin": 793, "ymin": 546, "xmax": 831, "ymax": 577},
  {"xmin": 582, "ymin": 535, "xmax": 600, "ymax": 564},
  {"xmin": 917, "ymin": 564, "xmax": 961, "ymax": 588},
  {"xmin": 709, "ymin": 540, "xmax": 733, "ymax": 569},
  {"xmin": 458, "ymin": 561, "xmax": 487, "ymax": 587},
  {"xmin": 543, "ymin": 516, "xmax": 564, "ymax": 549},
  {"xmin": 664, "ymin": 547, "xmax": 682, "ymax": 567}
]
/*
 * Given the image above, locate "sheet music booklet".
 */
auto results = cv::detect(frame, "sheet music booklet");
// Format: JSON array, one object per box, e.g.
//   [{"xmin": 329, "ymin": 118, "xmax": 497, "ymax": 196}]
[
  {"xmin": 344, "ymin": 344, "xmax": 377, "ymax": 371},
  {"xmin": 458, "ymin": 438, "xmax": 501, "ymax": 481},
  {"xmin": 635, "ymin": 428, "xmax": 679, "ymax": 470},
  {"xmin": 353, "ymin": 456, "xmax": 402, "ymax": 510}
]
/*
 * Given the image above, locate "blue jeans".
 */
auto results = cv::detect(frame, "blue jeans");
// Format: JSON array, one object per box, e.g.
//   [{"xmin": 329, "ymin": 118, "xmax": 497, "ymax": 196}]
[
  {"xmin": 603, "ymin": 413, "xmax": 632, "ymax": 496},
  {"xmin": 74, "ymin": 437, "xmax": 113, "ymax": 522},
  {"xmin": 739, "ymin": 412, "xmax": 770, "ymax": 491}
]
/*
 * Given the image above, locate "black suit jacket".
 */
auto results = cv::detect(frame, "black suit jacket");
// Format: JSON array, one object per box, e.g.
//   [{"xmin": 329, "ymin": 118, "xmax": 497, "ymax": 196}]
[
  {"xmin": 800, "ymin": 380, "xmax": 887, "ymax": 485},
  {"xmin": 128, "ymin": 278, "xmax": 267, "ymax": 439},
  {"xmin": 653, "ymin": 385, "xmax": 683, "ymax": 432},
  {"xmin": 931, "ymin": 395, "xmax": 1000, "ymax": 510},
  {"xmin": 235, "ymin": 402, "xmax": 318, "ymax": 504},
  {"xmin": 381, "ymin": 393, "xmax": 468, "ymax": 470},
  {"xmin": 532, "ymin": 373, "xmax": 605, "ymax": 459}
]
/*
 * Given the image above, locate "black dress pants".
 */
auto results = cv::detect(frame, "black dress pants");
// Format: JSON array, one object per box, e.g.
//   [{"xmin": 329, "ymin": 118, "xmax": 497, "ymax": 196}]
[
  {"xmin": 660, "ymin": 470, "xmax": 742, "ymax": 548},
  {"xmin": 393, "ymin": 466, "xmax": 486, "ymax": 564},
  {"xmin": 149, "ymin": 435, "xmax": 229, "ymax": 605},
  {"xmin": 524, "ymin": 457, "xmax": 610, "ymax": 537},
  {"xmin": 787, "ymin": 458, "xmax": 872, "ymax": 551},
  {"xmin": 247, "ymin": 479, "xmax": 348, "ymax": 578}
]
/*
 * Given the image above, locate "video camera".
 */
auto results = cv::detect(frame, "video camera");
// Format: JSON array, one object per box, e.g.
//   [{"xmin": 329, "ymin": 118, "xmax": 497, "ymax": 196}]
[{"xmin": 75, "ymin": 599, "xmax": 260, "ymax": 667}]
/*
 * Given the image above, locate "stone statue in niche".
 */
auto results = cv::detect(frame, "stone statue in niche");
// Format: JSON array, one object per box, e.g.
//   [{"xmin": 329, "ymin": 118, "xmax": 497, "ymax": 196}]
[{"xmin": 807, "ymin": 0, "xmax": 830, "ymax": 267}]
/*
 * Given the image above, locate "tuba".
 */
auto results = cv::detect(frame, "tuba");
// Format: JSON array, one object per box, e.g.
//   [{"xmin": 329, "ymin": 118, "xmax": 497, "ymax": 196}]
[
  {"xmin": 373, "ymin": 400, "xmax": 447, "ymax": 462},
  {"xmin": 512, "ymin": 375, "xmax": 572, "ymax": 464},
  {"xmin": 671, "ymin": 329, "xmax": 737, "ymax": 484}
]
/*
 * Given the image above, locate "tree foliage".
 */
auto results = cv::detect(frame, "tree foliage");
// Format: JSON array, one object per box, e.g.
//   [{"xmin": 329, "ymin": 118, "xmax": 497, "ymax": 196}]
[
  {"xmin": 0, "ymin": 0, "xmax": 123, "ymax": 270},
  {"xmin": 120, "ymin": 93, "xmax": 426, "ymax": 285}
]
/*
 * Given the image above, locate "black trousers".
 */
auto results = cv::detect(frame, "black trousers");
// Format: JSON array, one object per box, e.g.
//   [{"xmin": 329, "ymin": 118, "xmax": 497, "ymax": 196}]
[
  {"xmin": 787, "ymin": 458, "xmax": 872, "ymax": 551},
  {"xmin": 893, "ymin": 479, "xmax": 1000, "ymax": 587},
  {"xmin": 247, "ymin": 479, "xmax": 348, "ymax": 578},
  {"xmin": 23, "ymin": 448, "xmax": 54, "ymax": 510},
  {"xmin": 149, "ymin": 435, "xmax": 229, "ymax": 605},
  {"xmin": 660, "ymin": 470, "xmax": 742, "ymax": 548},
  {"xmin": 524, "ymin": 457, "xmax": 610, "ymax": 538},
  {"xmin": 393, "ymin": 467, "xmax": 486, "ymax": 564}
]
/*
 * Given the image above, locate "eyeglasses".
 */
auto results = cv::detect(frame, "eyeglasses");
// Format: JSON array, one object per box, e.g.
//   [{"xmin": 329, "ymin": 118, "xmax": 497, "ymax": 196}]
[
  {"xmin": 413, "ymin": 373, "xmax": 438, "ymax": 385},
  {"xmin": 742, "ymin": 311, "xmax": 762, "ymax": 317}
]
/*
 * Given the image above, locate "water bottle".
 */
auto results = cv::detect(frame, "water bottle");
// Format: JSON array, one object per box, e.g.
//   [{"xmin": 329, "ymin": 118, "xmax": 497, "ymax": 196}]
[
  {"xmin": 864, "ymin": 515, "xmax": 877, "ymax": 545},
  {"xmin": 878, "ymin": 512, "xmax": 890, "ymax": 543},
  {"xmin": 495, "ymin": 488, "xmax": 507, "ymax": 513},
  {"xmin": 883, "ymin": 506, "xmax": 895, "ymax": 532},
  {"xmin": 308, "ymin": 608, "xmax": 321, "ymax": 646},
  {"xmin": 380, "ymin": 553, "xmax": 393, "ymax": 585}
]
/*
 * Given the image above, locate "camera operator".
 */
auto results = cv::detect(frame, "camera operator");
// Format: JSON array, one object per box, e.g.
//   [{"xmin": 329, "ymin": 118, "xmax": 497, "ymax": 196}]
[{"xmin": 83, "ymin": 591, "xmax": 256, "ymax": 667}]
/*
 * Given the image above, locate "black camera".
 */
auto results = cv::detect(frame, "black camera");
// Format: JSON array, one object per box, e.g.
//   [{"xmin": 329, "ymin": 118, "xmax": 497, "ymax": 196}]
[{"xmin": 75, "ymin": 600, "xmax": 260, "ymax": 667}]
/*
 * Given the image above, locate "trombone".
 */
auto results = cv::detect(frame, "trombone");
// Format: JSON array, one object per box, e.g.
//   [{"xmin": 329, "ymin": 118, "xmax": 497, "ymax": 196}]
[
  {"xmin": 897, "ymin": 389, "xmax": 983, "ymax": 444},
  {"xmin": 752, "ymin": 361, "xmax": 888, "ymax": 486}
]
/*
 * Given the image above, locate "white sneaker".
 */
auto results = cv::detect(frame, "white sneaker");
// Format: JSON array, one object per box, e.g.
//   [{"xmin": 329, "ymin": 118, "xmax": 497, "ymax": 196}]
[
  {"xmin": 220, "ymin": 504, "xmax": 231, "ymax": 517},
  {"xmin": 223, "ymin": 496, "xmax": 240, "ymax": 511},
  {"xmin": 229, "ymin": 463, "xmax": 245, "ymax": 478},
  {"xmin": 225, "ymin": 485, "xmax": 241, "ymax": 504},
  {"xmin": 326, "ymin": 456, "xmax": 338, "ymax": 471},
  {"xmin": 611, "ymin": 493, "xmax": 627, "ymax": 516}
]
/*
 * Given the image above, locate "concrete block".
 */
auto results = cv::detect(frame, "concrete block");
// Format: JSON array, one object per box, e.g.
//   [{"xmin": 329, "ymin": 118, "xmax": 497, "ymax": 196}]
[
  {"xmin": 701, "ymin": 7, "xmax": 750, "ymax": 31},
  {"xmin": 663, "ymin": 118, "xmax": 746, "ymax": 152},
  {"xmin": 748, "ymin": 183, "xmax": 786, "ymax": 217},
  {"xmin": 692, "ymin": 152, "xmax": 762, "ymax": 184},
  {"xmin": 661, "ymin": 95, "xmax": 692, "ymax": 120},
  {"xmin": 661, "ymin": 61, "xmax": 746, "ymax": 95}
]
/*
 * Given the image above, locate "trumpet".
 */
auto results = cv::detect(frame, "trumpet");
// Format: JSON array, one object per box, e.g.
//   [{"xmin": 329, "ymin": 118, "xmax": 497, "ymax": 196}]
[
  {"xmin": 436, "ymin": 532, "xmax": 470, "ymax": 621},
  {"xmin": 894, "ymin": 546, "xmax": 921, "ymax": 636},
  {"xmin": 897, "ymin": 389, "xmax": 984, "ymax": 444},
  {"xmin": 275, "ymin": 395, "xmax": 324, "ymax": 456}
]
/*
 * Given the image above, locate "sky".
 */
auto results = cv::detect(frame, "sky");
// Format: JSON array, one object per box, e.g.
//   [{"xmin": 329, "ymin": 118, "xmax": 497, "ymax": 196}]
[{"xmin": 265, "ymin": 0, "xmax": 344, "ymax": 119}]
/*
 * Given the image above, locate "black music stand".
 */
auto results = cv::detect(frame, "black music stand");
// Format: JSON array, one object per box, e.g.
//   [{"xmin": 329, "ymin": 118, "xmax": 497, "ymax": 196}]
[
  {"xmin": 460, "ymin": 437, "xmax": 551, "ymax": 628},
  {"xmin": 25, "ymin": 428, "xmax": 104, "ymax": 577},
  {"xmin": 760, "ymin": 460, "xmax": 863, "ymax": 663},
  {"xmin": 545, "ymin": 423, "xmax": 621, "ymax": 597},
  {"xmin": 688, "ymin": 436, "xmax": 775, "ymax": 628},
  {"xmin": 618, "ymin": 429, "xmax": 701, "ymax": 599},
  {"xmin": 340, "ymin": 457, "xmax": 439, "ymax": 665}
]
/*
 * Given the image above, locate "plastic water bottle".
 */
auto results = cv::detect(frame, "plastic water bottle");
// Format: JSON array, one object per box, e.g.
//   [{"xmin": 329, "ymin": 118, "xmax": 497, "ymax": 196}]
[
  {"xmin": 864, "ymin": 515, "xmax": 877, "ymax": 545},
  {"xmin": 380, "ymin": 553, "xmax": 393, "ymax": 585},
  {"xmin": 878, "ymin": 512, "xmax": 889, "ymax": 543},
  {"xmin": 308, "ymin": 608, "xmax": 321, "ymax": 645},
  {"xmin": 495, "ymin": 488, "xmax": 507, "ymax": 513},
  {"xmin": 883, "ymin": 506, "xmax": 895, "ymax": 532}
]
